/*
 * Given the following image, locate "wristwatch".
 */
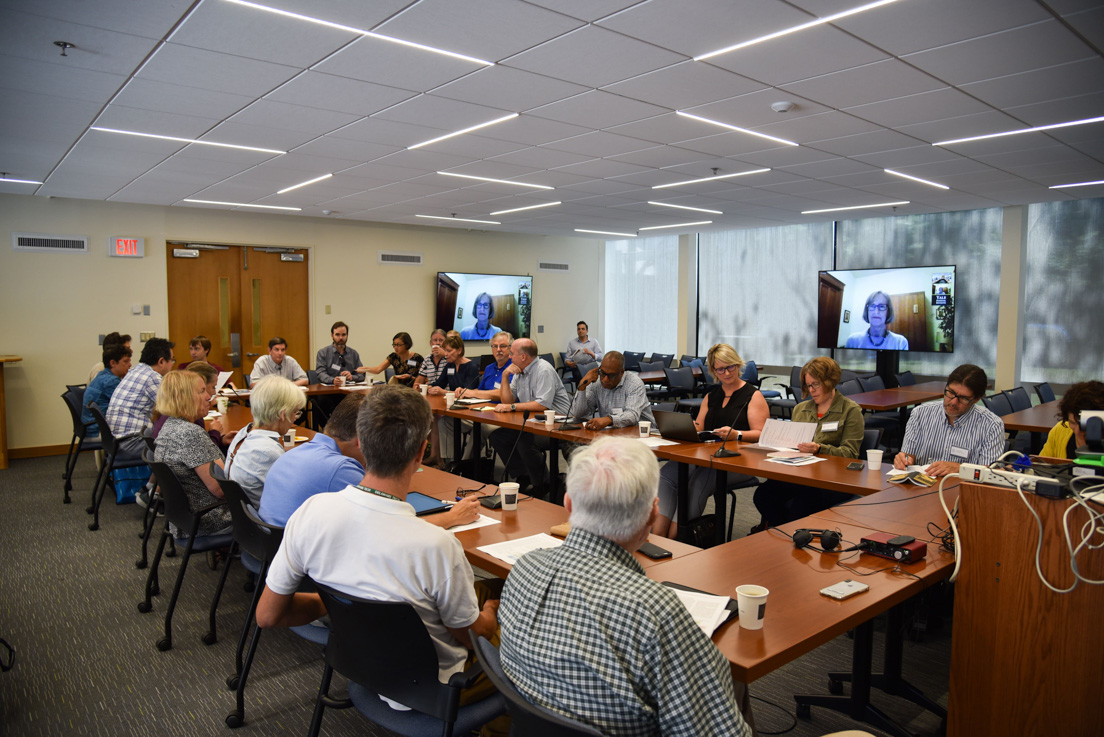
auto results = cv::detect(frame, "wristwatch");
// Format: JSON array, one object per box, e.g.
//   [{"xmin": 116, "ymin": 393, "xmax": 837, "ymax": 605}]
[
  {"xmin": 510, "ymin": 403, "xmax": 516, "ymax": 412},
  {"xmin": 737, "ymin": 430, "xmax": 743, "ymax": 442}
]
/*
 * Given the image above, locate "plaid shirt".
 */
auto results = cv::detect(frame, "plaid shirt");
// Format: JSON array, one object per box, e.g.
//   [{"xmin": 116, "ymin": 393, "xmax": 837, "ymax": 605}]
[
  {"xmin": 568, "ymin": 370, "xmax": 654, "ymax": 428},
  {"xmin": 105, "ymin": 362, "xmax": 161, "ymax": 438},
  {"xmin": 499, "ymin": 528, "xmax": 752, "ymax": 737}
]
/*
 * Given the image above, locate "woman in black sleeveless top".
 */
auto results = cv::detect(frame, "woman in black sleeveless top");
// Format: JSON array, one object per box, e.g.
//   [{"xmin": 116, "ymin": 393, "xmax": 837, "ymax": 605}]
[{"xmin": 652, "ymin": 344, "xmax": 769, "ymax": 539}]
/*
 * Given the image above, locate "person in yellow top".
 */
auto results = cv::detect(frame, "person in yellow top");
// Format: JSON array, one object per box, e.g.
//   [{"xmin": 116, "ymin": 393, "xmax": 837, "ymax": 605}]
[{"xmin": 1039, "ymin": 381, "xmax": 1104, "ymax": 459}]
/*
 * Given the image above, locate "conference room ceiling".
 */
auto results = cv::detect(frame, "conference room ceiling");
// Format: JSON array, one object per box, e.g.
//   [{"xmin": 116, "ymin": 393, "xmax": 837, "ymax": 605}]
[{"xmin": 2, "ymin": 0, "xmax": 1103, "ymax": 238}]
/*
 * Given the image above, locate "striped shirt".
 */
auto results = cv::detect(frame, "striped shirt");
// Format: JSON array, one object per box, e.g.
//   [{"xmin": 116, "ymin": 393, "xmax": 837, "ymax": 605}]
[
  {"xmin": 900, "ymin": 401, "xmax": 1005, "ymax": 466},
  {"xmin": 568, "ymin": 370, "xmax": 654, "ymax": 428},
  {"xmin": 105, "ymin": 362, "xmax": 162, "ymax": 438},
  {"xmin": 418, "ymin": 354, "xmax": 447, "ymax": 385}
]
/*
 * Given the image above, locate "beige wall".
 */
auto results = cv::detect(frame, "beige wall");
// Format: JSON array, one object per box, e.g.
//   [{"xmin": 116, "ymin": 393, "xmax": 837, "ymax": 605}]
[{"xmin": 0, "ymin": 193, "xmax": 599, "ymax": 450}]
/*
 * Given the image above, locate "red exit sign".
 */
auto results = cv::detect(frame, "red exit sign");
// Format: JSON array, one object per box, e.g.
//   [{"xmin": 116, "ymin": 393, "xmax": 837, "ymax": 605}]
[{"xmin": 108, "ymin": 236, "xmax": 145, "ymax": 258}]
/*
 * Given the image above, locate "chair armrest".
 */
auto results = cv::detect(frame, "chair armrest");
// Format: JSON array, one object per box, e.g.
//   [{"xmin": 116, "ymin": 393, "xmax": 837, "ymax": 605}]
[
  {"xmin": 448, "ymin": 658, "xmax": 484, "ymax": 690},
  {"xmin": 195, "ymin": 499, "xmax": 229, "ymax": 516}
]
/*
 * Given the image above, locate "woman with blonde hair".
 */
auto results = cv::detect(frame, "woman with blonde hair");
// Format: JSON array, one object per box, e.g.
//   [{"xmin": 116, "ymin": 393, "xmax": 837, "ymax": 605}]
[
  {"xmin": 652, "ymin": 343, "xmax": 769, "ymax": 539},
  {"xmin": 224, "ymin": 375, "xmax": 306, "ymax": 507}
]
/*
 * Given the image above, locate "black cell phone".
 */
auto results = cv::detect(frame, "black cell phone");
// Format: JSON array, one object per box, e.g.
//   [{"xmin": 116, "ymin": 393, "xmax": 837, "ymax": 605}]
[
  {"xmin": 847, "ymin": 461, "xmax": 865, "ymax": 470},
  {"xmin": 638, "ymin": 541, "xmax": 672, "ymax": 559}
]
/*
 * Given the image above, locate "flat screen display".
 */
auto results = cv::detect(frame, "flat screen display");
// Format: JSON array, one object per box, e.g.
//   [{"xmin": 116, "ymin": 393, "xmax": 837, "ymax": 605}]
[
  {"xmin": 436, "ymin": 272, "xmax": 532, "ymax": 341},
  {"xmin": 817, "ymin": 265, "xmax": 955, "ymax": 353}
]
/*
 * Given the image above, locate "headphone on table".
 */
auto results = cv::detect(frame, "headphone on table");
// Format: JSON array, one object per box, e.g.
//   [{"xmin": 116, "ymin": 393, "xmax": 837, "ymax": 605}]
[{"xmin": 792, "ymin": 528, "xmax": 842, "ymax": 552}]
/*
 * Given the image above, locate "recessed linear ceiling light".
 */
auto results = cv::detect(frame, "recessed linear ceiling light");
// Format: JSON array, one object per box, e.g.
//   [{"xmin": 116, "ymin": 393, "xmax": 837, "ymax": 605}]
[
  {"xmin": 489, "ymin": 201, "xmax": 561, "ymax": 215},
  {"xmin": 648, "ymin": 201, "xmax": 723, "ymax": 215},
  {"xmin": 222, "ymin": 0, "xmax": 493, "ymax": 66},
  {"xmin": 276, "ymin": 173, "xmax": 333, "ymax": 194},
  {"xmin": 409, "ymin": 113, "xmax": 518, "ymax": 150},
  {"xmin": 933, "ymin": 115, "xmax": 1104, "ymax": 147},
  {"xmin": 884, "ymin": 169, "xmax": 949, "ymax": 190},
  {"xmin": 439, "ymin": 172, "xmax": 553, "ymax": 190},
  {"xmin": 91, "ymin": 127, "xmax": 285, "ymax": 155},
  {"xmin": 676, "ymin": 111, "xmax": 799, "ymax": 147},
  {"xmin": 1050, "ymin": 179, "xmax": 1104, "ymax": 189},
  {"xmin": 183, "ymin": 199, "xmax": 301, "ymax": 211},
  {"xmin": 695, "ymin": 0, "xmax": 901, "ymax": 60},
  {"xmin": 639, "ymin": 221, "xmax": 713, "ymax": 231},
  {"xmin": 653, "ymin": 169, "xmax": 770, "ymax": 190},
  {"xmin": 802, "ymin": 201, "xmax": 909, "ymax": 214},
  {"xmin": 0, "ymin": 176, "xmax": 43, "ymax": 184},
  {"xmin": 416, "ymin": 214, "xmax": 501, "ymax": 225},
  {"xmin": 575, "ymin": 229, "xmax": 637, "ymax": 238}
]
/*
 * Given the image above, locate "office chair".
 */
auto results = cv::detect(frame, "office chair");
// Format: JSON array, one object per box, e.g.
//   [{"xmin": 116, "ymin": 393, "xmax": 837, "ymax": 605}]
[
  {"xmin": 1006, "ymin": 386, "xmax": 1032, "ymax": 412},
  {"xmin": 1035, "ymin": 382, "xmax": 1055, "ymax": 404},
  {"xmin": 306, "ymin": 369, "xmax": 319, "ymax": 385},
  {"xmin": 84, "ymin": 403, "xmax": 148, "ymax": 531},
  {"xmin": 472, "ymin": 636, "xmax": 602, "ymax": 737},
  {"xmin": 837, "ymin": 379, "xmax": 863, "ymax": 396},
  {"xmin": 649, "ymin": 353, "xmax": 675, "ymax": 368},
  {"xmin": 307, "ymin": 584, "xmax": 505, "ymax": 737},
  {"xmin": 61, "ymin": 385, "xmax": 101, "ymax": 504},
  {"xmin": 623, "ymin": 352, "xmax": 644, "ymax": 372},
  {"xmin": 982, "ymin": 393, "xmax": 1013, "ymax": 417},
  {"xmin": 137, "ymin": 461, "xmax": 234, "ymax": 652},
  {"xmin": 743, "ymin": 361, "xmax": 781, "ymax": 400},
  {"xmin": 243, "ymin": 374, "xmax": 252, "ymax": 389},
  {"xmin": 894, "ymin": 370, "xmax": 916, "ymax": 387}
]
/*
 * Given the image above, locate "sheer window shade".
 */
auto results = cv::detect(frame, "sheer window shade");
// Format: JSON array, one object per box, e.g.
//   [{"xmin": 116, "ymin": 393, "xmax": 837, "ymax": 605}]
[{"xmin": 603, "ymin": 236, "xmax": 679, "ymax": 356}]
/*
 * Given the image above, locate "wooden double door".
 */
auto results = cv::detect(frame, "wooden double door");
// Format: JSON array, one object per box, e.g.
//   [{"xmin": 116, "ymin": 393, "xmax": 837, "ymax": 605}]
[{"xmin": 165, "ymin": 243, "xmax": 310, "ymax": 386}]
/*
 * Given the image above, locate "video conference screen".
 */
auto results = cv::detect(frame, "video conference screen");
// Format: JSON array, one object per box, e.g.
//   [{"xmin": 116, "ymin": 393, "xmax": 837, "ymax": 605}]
[
  {"xmin": 817, "ymin": 265, "xmax": 956, "ymax": 353},
  {"xmin": 435, "ymin": 272, "xmax": 532, "ymax": 341}
]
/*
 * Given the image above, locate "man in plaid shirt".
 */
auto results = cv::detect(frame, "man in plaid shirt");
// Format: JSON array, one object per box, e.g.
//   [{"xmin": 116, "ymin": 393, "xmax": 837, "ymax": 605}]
[
  {"xmin": 498, "ymin": 437, "xmax": 753, "ymax": 737},
  {"xmin": 106, "ymin": 337, "xmax": 175, "ymax": 459}
]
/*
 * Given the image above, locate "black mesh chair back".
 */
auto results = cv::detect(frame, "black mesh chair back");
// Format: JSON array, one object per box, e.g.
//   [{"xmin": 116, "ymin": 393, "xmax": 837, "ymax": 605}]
[
  {"xmin": 472, "ymin": 636, "xmax": 603, "ymax": 737},
  {"xmin": 859, "ymin": 375, "xmax": 886, "ymax": 392},
  {"xmin": 895, "ymin": 370, "xmax": 916, "ymax": 386},
  {"xmin": 85, "ymin": 402, "xmax": 145, "ymax": 531},
  {"xmin": 982, "ymin": 393, "xmax": 1013, "ymax": 417},
  {"xmin": 664, "ymin": 367, "xmax": 695, "ymax": 398},
  {"xmin": 243, "ymin": 374, "xmax": 253, "ymax": 389},
  {"xmin": 649, "ymin": 353, "xmax": 674, "ymax": 368},
  {"xmin": 538, "ymin": 353, "xmax": 554, "ymax": 368},
  {"xmin": 788, "ymin": 366, "xmax": 803, "ymax": 396},
  {"xmin": 61, "ymin": 385, "xmax": 101, "ymax": 503},
  {"xmin": 574, "ymin": 360, "xmax": 598, "ymax": 385},
  {"xmin": 740, "ymin": 361, "xmax": 760, "ymax": 386},
  {"xmin": 639, "ymin": 360, "xmax": 665, "ymax": 373},
  {"xmin": 840, "ymin": 369, "xmax": 859, "ymax": 384},
  {"xmin": 1035, "ymin": 382, "xmax": 1056, "ymax": 403},
  {"xmin": 860, "ymin": 427, "xmax": 884, "ymax": 455},
  {"xmin": 623, "ymin": 352, "xmax": 644, "ymax": 371},
  {"xmin": 679, "ymin": 354, "xmax": 696, "ymax": 366},
  {"xmin": 307, "ymin": 369, "xmax": 319, "ymax": 385},
  {"xmin": 837, "ymin": 379, "xmax": 863, "ymax": 396},
  {"xmin": 1006, "ymin": 386, "xmax": 1032, "ymax": 413}
]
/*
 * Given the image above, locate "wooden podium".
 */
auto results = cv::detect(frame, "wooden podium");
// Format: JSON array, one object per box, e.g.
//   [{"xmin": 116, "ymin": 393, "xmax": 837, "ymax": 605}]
[
  {"xmin": 948, "ymin": 481, "xmax": 1104, "ymax": 736},
  {"xmin": 0, "ymin": 355, "xmax": 21, "ymax": 470}
]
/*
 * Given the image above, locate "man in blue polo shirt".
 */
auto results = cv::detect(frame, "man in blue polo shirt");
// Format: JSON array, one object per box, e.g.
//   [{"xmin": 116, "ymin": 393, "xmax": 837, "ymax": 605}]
[
  {"xmin": 83, "ymin": 342, "xmax": 132, "ymax": 436},
  {"xmin": 460, "ymin": 331, "xmax": 513, "ymax": 401}
]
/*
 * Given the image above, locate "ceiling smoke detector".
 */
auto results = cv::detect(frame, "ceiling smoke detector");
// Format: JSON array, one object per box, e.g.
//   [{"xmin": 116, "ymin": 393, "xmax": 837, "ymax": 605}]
[{"xmin": 771, "ymin": 101, "xmax": 796, "ymax": 113}]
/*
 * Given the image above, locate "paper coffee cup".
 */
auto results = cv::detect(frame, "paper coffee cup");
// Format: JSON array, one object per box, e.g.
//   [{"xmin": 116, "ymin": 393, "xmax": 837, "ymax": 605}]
[
  {"xmin": 639, "ymin": 421, "xmax": 651, "ymax": 437},
  {"xmin": 216, "ymin": 397, "xmax": 229, "ymax": 415},
  {"xmin": 419, "ymin": 384, "xmax": 428, "ymax": 396},
  {"xmin": 500, "ymin": 482, "xmax": 519, "ymax": 511},
  {"xmin": 333, "ymin": 375, "xmax": 345, "ymax": 388},
  {"xmin": 545, "ymin": 412, "xmax": 556, "ymax": 427},
  {"xmin": 445, "ymin": 392, "xmax": 456, "ymax": 405},
  {"xmin": 283, "ymin": 429, "xmax": 296, "ymax": 448},
  {"xmin": 866, "ymin": 449, "xmax": 883, "ymax": 471},
  {"xmin": 735, "ymin": 585, "xmax": 769, "ymax": 630}
]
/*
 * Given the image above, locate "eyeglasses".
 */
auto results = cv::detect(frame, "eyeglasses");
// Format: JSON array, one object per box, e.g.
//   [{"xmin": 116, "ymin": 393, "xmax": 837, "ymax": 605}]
[
  {"xmin": 597, "ymin": 369, "xmax": 623, "ymax": 378},
  {"xmin": 943, "ymin": 387, "xmax": 975, "ymax": 404},
  {"xmin": 392, "ymin": 342, "xmax": 405, "ymax": 348},
  {"xmin": 713, "ymin": 364, "xmax": 738, "ymax": 375},
  {"xmin": 293, "ymin": 409, "xmax": 304, "ymax": 419},
  {"xmin": 868, "ymin": 303, "xmax": 889, "ymax": 312},
  {"xmin": 806, "ymin": 381, "xmax": 823, "ymax": 391},
  {"xmin": 455, "ymin": 485, "xmax": 488, "ymax": 498}
]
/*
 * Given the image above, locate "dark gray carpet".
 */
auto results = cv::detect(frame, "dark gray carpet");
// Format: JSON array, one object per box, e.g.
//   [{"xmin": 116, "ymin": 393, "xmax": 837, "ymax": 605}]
[{"xmin": 1, "ymin": 455, "xmax": 950, "ymax": 736}]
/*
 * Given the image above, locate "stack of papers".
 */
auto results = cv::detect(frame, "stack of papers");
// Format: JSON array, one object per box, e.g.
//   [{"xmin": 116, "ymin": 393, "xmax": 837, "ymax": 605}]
[
  {"xmin": 477, "ymin": 534, "xmax": 563, "ymax": 566},
  {"xmin": 638, "ymin": 436, "xmax": 679, "ymax": 448},
  {"xmin": 757, "ymin": 418, "xmax": 817, "ymax": 450},
  {"xmin": 666, "ymin": 587, "xmax": 732, "ymax": 636}
]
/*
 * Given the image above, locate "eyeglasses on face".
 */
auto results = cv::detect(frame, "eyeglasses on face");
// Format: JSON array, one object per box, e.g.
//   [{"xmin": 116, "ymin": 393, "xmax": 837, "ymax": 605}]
[
  {"xmin": 597, "ymin": 369, "xmax": 623, "ymax": 378},
  {"xmin": 868, "ymin": 303, "xmax": 889, "ymax": 312},
  {"xmin": 943, "ymin": 387, "xmax": 975, "ymax": 404},
  {"xmin": 713, "ymin": 364, "xmax": 738, "ymax": 375},
  {"xmin": 806, "ymin": 381, "xmax": 823, "ymax": 391}
]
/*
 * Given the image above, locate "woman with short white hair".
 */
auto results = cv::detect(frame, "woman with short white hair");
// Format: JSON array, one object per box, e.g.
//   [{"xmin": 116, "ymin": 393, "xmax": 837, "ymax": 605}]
[{"xmin": 224, "ymin": 375, "xmax": 306, "ymax": 507}]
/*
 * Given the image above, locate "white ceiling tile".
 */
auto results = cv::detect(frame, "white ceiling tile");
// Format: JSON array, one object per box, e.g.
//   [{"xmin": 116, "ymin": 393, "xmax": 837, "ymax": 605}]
[
  {"xmin": 601, "ymin": 61, "xmax": 765, "ymax": 110},
  {"xmin": 608, "ymin": 145, "xmax": 715, "ymax": 169},
  {"xmin": 522, "ymin": 0, "xmax": 643, "ymax": 23},
  {"xmin": 312, "ymin": 34, "xmax": 482, "ymax": 91},
  {"xmin": 467, "ymin": 116, "xmax": 591, "ymax": 146},
  {"xmin": 291, "ymin": 136, "xmax": 401, "ymax": 163},
  {"xmin": 959, "ymin": 58, "xmax": 1104, "ymax": 112},
  {"xmin": 112, "ymin": 77, "xmax": 254, "ymax": 120},
  {"xmin": 203, "ymin": 120, "xmax": 316, "ymax": 151},
  {"xmin": 806, "ymin": 129, "xmax": 924, "ymax": 158},
  {"xmin": 265, "ymin": 72, "xmax": 417, "ymax": 116},
  {"xmin": 246, "ymin": 0, "xmax": 417, "ymax": 30},
  {"xmin": 506, "ymin": 25, "xmax": 684, "ymax": 88},
  {"xmin": 843, "ymin": 87, "xmax": 992, "ymax": 129},
  {"xmin": 2, "ymin": 0, "xmax": 194, "ymax": 38},
  {"xmin": 755, "ymin": 111, "xmax": 882, "ymax": 145},
  {"xmin": 0, "ymin": 90, "xmax": 102, "ymax": 144},
  {"xmin": 373, "ymin": 95, "xmax": 513, "ymax": 128},
  {"xmin": 327, "ymin": 117, "xmax": 448, "ymax": 147},
  {"xmin": 552, "ymin": 159, "xmax": 651, "ymax": 179},
  {"xmin": 138, "ymin": 44, "xmax": 300, "ymax": 97},
  {"xmin": 373, "ymin": 148, "xmax": 476, "ymax": 173},
  {"xmin": 0, "ymin": 9, "xmax": 159, "ymax": 76},
  {"xmin": 849, "ymin": 145, "xmax": 963, "ymax": 170},
  {"xmin": 529, "ymin": 91, "xmax": 667, "ymax": 130},
  {"xmin": 488, "ymin": 146, "xmax": 595, "ymax": 170},
  {"xmin": 95, "ymin": 104, "xmax": 221, "ymax": 139},
  {"xmin": 417, "ymin": 135, "xmax": 529, "ymax": 160},
  {"xmin": 896, "ymin": 110, "xmax": 1024, "ymax": 145},
  {"xmin": 781, "ymin": 60, "xmax": 945, "ymax": 110},
  {"xmin": 432, "ymin": 66, "xmax": 588, "ymax": 112},
  {"xmin": 229, "ymin": 100, "xmax": 360, "ymax": 136},
  {"xmin": 0, "ymin": 55, "xmax": 125, "ymax": 104},
  {"xmin": 544, "ymin": 131, "xmax": 654, "ymax": 158}
]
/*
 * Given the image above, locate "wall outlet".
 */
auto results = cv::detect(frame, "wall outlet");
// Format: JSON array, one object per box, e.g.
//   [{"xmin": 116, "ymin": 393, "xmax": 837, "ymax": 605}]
[{"xmin": 140, "ymin": 331, "xmax": 156, "ymax": 342}]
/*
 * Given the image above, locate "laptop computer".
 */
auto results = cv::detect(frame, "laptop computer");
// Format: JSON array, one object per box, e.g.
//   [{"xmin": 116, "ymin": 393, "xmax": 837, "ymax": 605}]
[{"xmin": 652, "ymin": 410, "xmax": 721, "ymax": 443}]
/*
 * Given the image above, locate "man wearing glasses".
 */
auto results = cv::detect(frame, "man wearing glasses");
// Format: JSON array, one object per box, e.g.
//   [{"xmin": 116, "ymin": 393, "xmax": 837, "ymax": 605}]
[
  {"xmin": 315, "ymin": 321, "xmax": 364, "ymax": 385},
  {"xmin": 894, "ymin": 363, "xmax": 1004, "ymax": 476},
  {"xmin": 570, "ymin": 352, "xmax": 654, "ymax": 433}
]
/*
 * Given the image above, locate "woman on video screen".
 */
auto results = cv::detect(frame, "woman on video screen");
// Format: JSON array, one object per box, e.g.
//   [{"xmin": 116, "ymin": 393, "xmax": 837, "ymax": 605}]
[
  {"xmin": 459, "ymin": 292, "xmax": 503, "ymax": 341},
  {"xmin": 845, "ymin": 290, "xmax": 909, "ymax": 350}
]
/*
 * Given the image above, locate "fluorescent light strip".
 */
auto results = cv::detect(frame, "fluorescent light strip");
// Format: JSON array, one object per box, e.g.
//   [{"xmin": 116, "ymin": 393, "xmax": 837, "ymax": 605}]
[
  {"xmin": 489, "ymin": 201, "xmax": 561, "ymax": 215},
  {"xmin": 408, "ymin": 113, "xmax": 518, "ymax": 150},
  {"xmin": 802, "ymin": 201, "xmax": 909, "ymax": 214},
  {"xmin": 91, "ymin": 127, "xmax": 285, "ymax": 154},
  {"xmin": 676, "ymin": 111, "xmax": 799, "ymax": 147},
  {"xmin": 416, "ymin": 215, "xmax": 501, "ymax": 225},
  {"xmin": 222, "ymin": 0, "xmax": 493, "ymax": 66},
  {"xmin": 438, "ymin": 171, "xmax": 553, "ymax": 190},
  {"xmin": 575, "ymin": 229, "xmax": 637, "ymax": 238},
  {"xmin": 184, "ymin": 199, "xmax": 301, "ymax": 211},
  {"xmin": 884, "ymin": 169, "xmax": 949, "ymax": 190},
  {"xmin": 695, "ymin": 0, "xmax": 901, "ymax": 60},
  {"xmin": 0, "ymin": 177, "xmax": 43, "ymax": 185},
  {"xmin": 648, "ymin": 201, "xmax": 723, "ymax": 215},
  {"xmin": 933, "ymin": 115, "xmax": 1104, "ymax": 147},
  {"xmin": 277, "ymin": 173, "xmax": 333, "ymax": 194},
  {"xmin": 1050, "ymin": 179, "xmax": 1104, "ymax": 189},
  {"xmin": 639, "ymin": 221, "xmax": 713, "ymax": 231},
  {"xmin": 653, "ymin": 169, "xmax": 770, "ymax": 189}
]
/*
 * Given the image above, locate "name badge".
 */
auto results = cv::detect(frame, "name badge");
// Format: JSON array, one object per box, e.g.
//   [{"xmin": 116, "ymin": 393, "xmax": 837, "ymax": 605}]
[
  {"xmin": 822, "ymin": 421, "xmax": 839, "ymax": 432},
  {"xmin": 447, "ymin": 368, "xmax": 455, "ymax": 375},
  {"xmin": 407, "ymin": 359, "xmax": 416, "ymax": 366},
  {"xmin": 611, "ymin": 408, "xmax": 623, "ymax": 416},
  {"xmin": 331, "ymin": 363, "xmax": 341, "ymax": 371},
  {"xmin": 950, "ymin": 445, "xmax": 969, "ymax": 459},
  {"xmin": 493, "ymin": 382, "xmax": 500, "ymax": 389}
]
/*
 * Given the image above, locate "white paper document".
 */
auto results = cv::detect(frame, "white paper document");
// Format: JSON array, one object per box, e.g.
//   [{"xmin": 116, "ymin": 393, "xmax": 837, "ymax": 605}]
[
  {"xmin": 766, "ymin": 455, "xmax": 824, "ymax": 467},
  {"xmin": 215, "ymin": 371, "xmax": 233, "ymax": 392},
  {"xmin": 889, "ymin": 465, "xmax": 927, "ymax": 475},
  {"xmin": 477, "ymin": 533, "xmax": 563, "ymax": 566},
  {"xmin": 446, "ymin": 514, "xmax": 501, "ymax": 533},
  {"xmin": 669, "ymin": 588, "xmax": 731, "ymax": 636},
  {"xmin": 638, "ymin": 436, "xmax": 680, "ymax": 448},
  {"xmin": 757, "ymin": 418, "xmax": 817, "ymax": 450},
  {"xmin": 453, "ymin": 397, "xmax": 490, "ymax": 405}
]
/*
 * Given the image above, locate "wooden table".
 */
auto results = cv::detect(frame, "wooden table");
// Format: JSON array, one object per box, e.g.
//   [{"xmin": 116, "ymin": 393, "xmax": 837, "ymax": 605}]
[
  {"xmin": 0, "ymin": 355, "xmax": 22, "ymax": 470},
  {"xmin": 1000, "ymin": 399, "xmax": 1059, "ymax": 453},
  {"xmin": 808, "ymin": 477, "xmax": 960, "ymax": 540},
  {"xmin": 849, "ymin": 386, "xmax": 942, "ymax": 412}
]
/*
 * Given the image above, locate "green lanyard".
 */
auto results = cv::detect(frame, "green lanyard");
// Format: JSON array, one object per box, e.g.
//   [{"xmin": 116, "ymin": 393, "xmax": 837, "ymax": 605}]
[{"xmin": 354, "ymin": 484, "xmax": 400, "ymax": 502}]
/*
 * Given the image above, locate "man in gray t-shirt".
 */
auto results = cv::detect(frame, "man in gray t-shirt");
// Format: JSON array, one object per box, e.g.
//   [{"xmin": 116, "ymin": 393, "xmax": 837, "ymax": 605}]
[{"xmin": 488, "ymin": 338, "xmax": 570, "ymax": 498}]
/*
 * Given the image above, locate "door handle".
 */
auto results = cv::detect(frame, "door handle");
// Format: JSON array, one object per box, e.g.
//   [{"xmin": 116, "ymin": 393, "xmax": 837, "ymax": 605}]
[{"xmin": 246, "ymin": 352, "xmax": 260, "ymax": 357}]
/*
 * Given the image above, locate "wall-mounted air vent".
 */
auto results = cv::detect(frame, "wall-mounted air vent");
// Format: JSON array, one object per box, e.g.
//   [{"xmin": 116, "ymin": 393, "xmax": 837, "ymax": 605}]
[
  {"xmin": 379, "ymin": 251, "xmax": 423, "ymax": 266},
  {"xmin": 539, "ymin": 261, "xmax": 569, "ymax": 272},
  {"xmin": 12, "ymin": 232, "xmax": 89, "ymax": 254}
]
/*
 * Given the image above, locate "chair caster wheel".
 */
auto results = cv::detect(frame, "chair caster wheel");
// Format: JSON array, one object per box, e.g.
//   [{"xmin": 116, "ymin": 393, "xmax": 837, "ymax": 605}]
[
  {"xmin": 136, "ymin": 560, "xmax": 147, "ymax": 569},
  {"xmin": 828, "ymin": 678, "xmax": 844, "ymax": 695},
  {"xmin": 226, "ymin": 674, "xmax": 240, "ymax": 690},
  {"xmin": 137, "ymin": 601, "xmax": 152, "ymax": 613},
  {"xmin": 226, "ymin": 712, "xmax": 243, "ymax": 728},
  {"xmin": 86, "ymin": 505, "xmax": 94, "ymax": 514},
  {"xmin": 166, "ymin": 549, "xmax": 176, "ymax": 558},
  {"xmin": 157, "ymin": 638, "xmax": 172, "ymax": 652},
  {"xmin": 88, "ymin": 523, "xmax": 99, "ymax": 531},
  {"xmin": 150, "ymin": 585, "xmax": 160, "ymax": 596},
  {"xmin": 64, "ymin": 497, "xmax": 72, "ymax": 504},
  {"xmin": 796, "ymin": 703, "xmax": 811, "ymax": 719},
  {"xmin": 202, "ymin": 632, "xmax": 217, "ymax": 646}
]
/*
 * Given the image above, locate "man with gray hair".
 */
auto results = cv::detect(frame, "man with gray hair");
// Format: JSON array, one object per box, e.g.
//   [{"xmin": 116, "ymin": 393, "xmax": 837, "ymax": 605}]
[{"xmin": 498, "ymin": 437, "xmax": 753, "ymax": 737}]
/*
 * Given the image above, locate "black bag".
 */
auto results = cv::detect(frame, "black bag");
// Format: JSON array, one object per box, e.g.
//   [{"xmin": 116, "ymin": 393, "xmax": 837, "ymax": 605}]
[{"xmin": 683, "ymin": 514, "xmax": 718, "ymax": 548}]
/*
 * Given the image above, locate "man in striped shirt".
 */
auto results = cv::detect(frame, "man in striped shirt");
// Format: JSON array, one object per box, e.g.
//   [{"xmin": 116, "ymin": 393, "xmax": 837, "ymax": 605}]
[{"xmin": 894, "ymin": 363, "xmax": 1005, "ymax": 477}]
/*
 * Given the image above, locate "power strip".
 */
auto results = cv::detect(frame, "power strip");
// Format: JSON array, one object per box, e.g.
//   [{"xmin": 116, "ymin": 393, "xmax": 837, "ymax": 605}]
[{"xmin": 960, "ymin": 463, "xmax": 1040, "ymax": 491}]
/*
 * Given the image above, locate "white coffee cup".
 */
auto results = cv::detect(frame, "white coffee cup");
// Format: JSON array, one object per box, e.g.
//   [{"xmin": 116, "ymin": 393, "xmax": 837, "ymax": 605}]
[
  {"xmin": 639, "ymin": 421, "xmax": 651, "ymax": 437},
  {"xmin": 216, "ymin": 396, "xmax": 229, "ymax": 415},
  {"xmin": 283, "ymin": 428, "xmax": 296, "ymax": 449},
  {"xmin": 735, "ymin": 585, "xmax": 769, "ymax": 630},
  {"xmin": 333, "ymin": 375, "xmax": 345, "ymax": 388},
  {"xmin": 419, "ymin": 384, "xmax": 428, "ymax": 396},
  {"xmin": 545, "ymin": 411, "xmax": 556, "ymax": 427},
  {"xmin": 445, "ymin": 391, "xmax": 456, "ymax": 405},
  {"xmin": 866, "ymin": 449, "xmax": 883, "ymax": 471},
  {"xmin": 500, "ymin": 482, "xmax": 519, "ymax": 511}
]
